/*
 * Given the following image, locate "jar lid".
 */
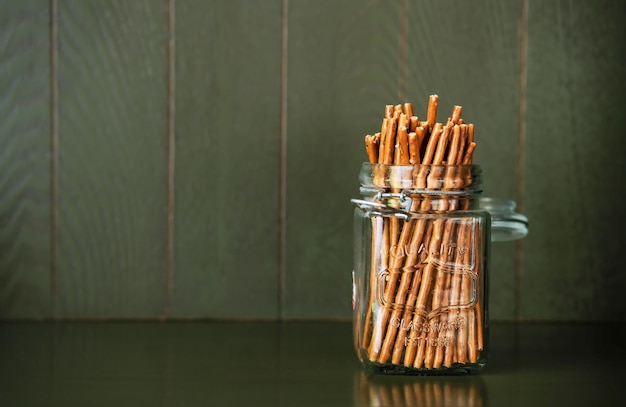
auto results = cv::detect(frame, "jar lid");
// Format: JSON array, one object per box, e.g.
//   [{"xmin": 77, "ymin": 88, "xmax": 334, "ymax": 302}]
[{"xmin": 479, "ymin": 197, "xmax": 528, "ymax": 242}]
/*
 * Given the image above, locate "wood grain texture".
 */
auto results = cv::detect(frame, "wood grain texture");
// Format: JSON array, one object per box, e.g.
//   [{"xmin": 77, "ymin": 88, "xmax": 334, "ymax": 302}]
[
  {"xmin": 0, "ymin": 1, "xmax": 51, "ymax": 318},
  {"xmin": 285, "ymin": 0, "xmax": 401, "ymax": 319},
  {"xmin": 172, "ymin": 0, "xmax": 281, "ymax": 318},
  {"xmin": 405, "ymin": 0, "xmax": 522, "ymax": 319},
  {"xmin": 56, "ymin": 0, "xmax": 168, "ymax": 318},
  {"xmin": 522, "ymin": 0, "xmax": 626, "ymax": 320}
]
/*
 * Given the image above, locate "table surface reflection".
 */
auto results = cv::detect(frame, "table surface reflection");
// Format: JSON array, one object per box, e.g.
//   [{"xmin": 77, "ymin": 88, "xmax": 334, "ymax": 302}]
[{"xmin": 0, "ymin": 321, "xmax": 623, "ymax": 406}]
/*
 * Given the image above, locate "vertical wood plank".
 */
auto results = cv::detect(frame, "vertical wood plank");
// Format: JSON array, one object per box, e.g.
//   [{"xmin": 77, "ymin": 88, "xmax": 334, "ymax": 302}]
[
  {"xmin": 172, "ymin": 0, "xmax": 282, "ymax": 318},
  {"xmin": 56, "ymin": 0, "xmax": 168, "ymax": 318},
  {"xmin": 285, "ymin": 0, "xmax": 401, "ymax": 318},
  {"xmin": 405, "ymin": 0, "xmax": 523, "ymax": 320},
  {"xmin": 522, "ymin": 0, "xmax": 626, "ymax": 320},
  {"xmin": 0, "ymin": 1, "xmax": 51, "ymax": 319}
]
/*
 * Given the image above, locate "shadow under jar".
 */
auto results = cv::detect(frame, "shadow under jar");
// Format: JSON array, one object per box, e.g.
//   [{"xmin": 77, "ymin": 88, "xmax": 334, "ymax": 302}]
[{"xmin": 351, "ymin": 163, "xmax": 527, "ymax": 375}]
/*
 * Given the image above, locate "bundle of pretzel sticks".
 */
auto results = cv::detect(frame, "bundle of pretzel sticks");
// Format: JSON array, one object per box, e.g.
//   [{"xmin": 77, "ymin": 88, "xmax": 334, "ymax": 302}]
[{"xmin": 360, "ymin": 94, "xmax": 485, "ymax": 371}]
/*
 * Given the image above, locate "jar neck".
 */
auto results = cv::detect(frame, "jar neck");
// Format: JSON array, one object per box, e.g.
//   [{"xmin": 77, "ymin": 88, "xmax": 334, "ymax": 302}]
[{"xmin": 359, "ymin": 163, "xmax": 483, "ymax": 213}]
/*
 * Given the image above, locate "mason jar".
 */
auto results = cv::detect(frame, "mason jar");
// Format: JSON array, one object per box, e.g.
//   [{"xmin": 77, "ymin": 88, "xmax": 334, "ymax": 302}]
[{"xmin": 351, "ymin": 163, "xmax": 527, "ymax": 375}]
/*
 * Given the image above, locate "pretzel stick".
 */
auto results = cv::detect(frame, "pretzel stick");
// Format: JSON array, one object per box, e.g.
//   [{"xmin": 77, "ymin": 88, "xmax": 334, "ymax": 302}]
[
  {"xmin": 454, "ymin": 223, "xmax": 480, "ymax": 365},
  {"xmin": 362, "ymin": 215, "xmax": 383, "ymax": 349},
  {"xmin": 426, "ymin": 94, "xmax": 439, "ymax": 130},
  {"xmin": 392, "ymin": 118, "xmax": 442, "ymax": 365},
  {"xmin": 385, "ymin": 104, "xmax": 394, "ymax": 118},
  {"xmin": 404, "ymin": 102, "xmax": 414, "ymax": 118},
  {"xmin": 408, "ymin": 132, "xmax": 420, "ymax": 165},
  {"xmin": 388, "ymin": 119, "xmax": 406, "ymax": 281},
  {"xmin": 422, "ymin": 219, "xmax": 455, "ymax": 369},
  {"xmin": 391, "ymin": 219, "xmax": 433, "ymax": 364},
  {"xmin": 404, "ymin": 218, "xmax": 444, "ymax": 368},
  {"xmin": 415, "ymin": 122, "xmax": 442, "ymax": 191},
  {"xmin": 361, "ymin": 135, "xmax": 384, "ymax": 348},
  {"xmin": 377, "ymin": 218, "xmax": 417, "ymax": 363},
  {"xmin": 472, "ymin": 221, "xmax": 484, "ymax": 359},
  {"xmin": 365, "ymin": 134, "xmax": 379, "ymax": 164},
  {"xmin": 382, "ymin": 118, "xmax": 398, "ymax": 165},
  {"xmin": 369, "ymin": 113, "xmax": 400, "ymax": 357},
  {"xmin": 394, "ymin": 126, "xmax": 410, "ymax": 166},
  {"xmin": 409, "ymin": 116, "xmax": 419, "ymax": 133},
  {"xmin": 368, "ymin": 218, "xmax": 390, "ymax": 360},
  {"xmin": 450, "ymin": 105, "xmax": 463, "ymax": 124},
  {"xmin": 378, "ymin": 119, "xmax": 388, "ymax": 162},
  {"xmin": 414, "ymin": 117, "xmax": 461, "ymax": 367},
  {"xmin": 443, "ymin": 222, "xmax": 468, "ymax": 367},
  {"xmin": 422, "ymin": 122, "xmax": 451, "ymax": 212},
  {"xmin": 377, "ymin": 120, "xmax": 410, "ymax": 363},
  {"xmin": 384, "ymin": 118, "xmax": 441, "ymax": 364},
  {"xmin": 394, "ymin": 104, "xmax": 403, "ymax": 117},
  {"xmin": 442, "ymin": 124, "xmax": 462, "ymax": 211},
  {"xmin": 431, "ymin": 126, "xmax": 466, "ymax": 368}
]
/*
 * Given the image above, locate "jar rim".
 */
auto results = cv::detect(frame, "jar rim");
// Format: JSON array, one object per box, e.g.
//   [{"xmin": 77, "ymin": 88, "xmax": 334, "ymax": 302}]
[{"xmin": 359, "ymin": 162, "xmax": 483, "ymax": 192}]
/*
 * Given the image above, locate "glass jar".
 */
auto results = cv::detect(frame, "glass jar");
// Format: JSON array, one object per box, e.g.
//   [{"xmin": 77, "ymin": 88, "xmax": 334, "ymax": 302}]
[{"xmin": 351, "ymin": 163, "xmax": 527, "ymax": 375}]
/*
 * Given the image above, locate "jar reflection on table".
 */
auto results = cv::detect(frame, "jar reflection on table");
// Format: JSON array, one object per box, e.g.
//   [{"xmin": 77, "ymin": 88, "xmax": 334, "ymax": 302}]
[{"xmin": 353, "ymin": 371, "xmax": 487, "ymax": 407}]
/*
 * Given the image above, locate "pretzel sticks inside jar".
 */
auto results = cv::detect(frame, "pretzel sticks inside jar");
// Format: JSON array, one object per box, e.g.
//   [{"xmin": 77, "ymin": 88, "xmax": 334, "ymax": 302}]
[{"xmin": 361, "ymin": 95, "xmax": 481, "ymax": 370}]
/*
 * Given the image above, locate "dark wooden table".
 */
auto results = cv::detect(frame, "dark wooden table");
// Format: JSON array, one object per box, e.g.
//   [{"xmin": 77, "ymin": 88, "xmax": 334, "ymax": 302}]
[{"xmin": 0, "ymin": 321, "xmax": 622, "ymax": 406}]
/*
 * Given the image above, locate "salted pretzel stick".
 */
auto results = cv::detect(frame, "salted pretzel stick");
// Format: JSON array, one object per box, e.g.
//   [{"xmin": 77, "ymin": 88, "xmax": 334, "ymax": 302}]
[
  {"xmin": 377, "ymin": 220, "xmax": 417, "ymax": 363},
  {"xmin": 431, "ymin": 126, "xmax": 466, "ymax": 368},
  {"xmin": 457, "ymin": 125, "xmax": 468, "ymax": 163},
  {"xmin": 368, "ymin": 114, "xmax": 401, "ymax": 356},
  {"xmin": 367, "ymin": 106, "xmax": 414, "ymax": 356},
  {"xmin": 385, "ymin": 104, "xmax": 394, "ymax": 118},
  {"xmin": 362, "ymin": 134, "xmax": 384, "ymax": 348},
  {"xmin": 413, "ymin": 120, "xmax": 460, "ymax": 367},
  {"xmin": 441, "ymin": 125, "xmax": 463, "ymax": 211},
  {"xmin": 455, "ymin": 237, "xmax": 470, "ymax": 364},
  {"xmin": 404, "ymin": 102, "xmax": 414, "ymax": 118},
  {"xmin": 409, "ymin": 116, "xmax": 419, "ymax": 133},
  {"xmin": 422, "ymin": 122, "xmax": 452, "ymax": 212},
  {"xmin": 473, "ymin": 218, "xmax": 484, "ymax": 357},
  {"xmin": 456, "ymin": 143, "xmax": 478, "ymax": 362},
  {"xmin": 391, "ymin": 219, "xmax": 433, "ymax": 364},
  {"xmin": 368, "ymin": 218, "xmax": 390, "ymax": 359},
  {"xmin": 444, "ymin": 126, "xmax": 462, "ymax": 186},
  {"xmin": 382, "ymin": 118, "xmax": 398, "ymax": 165},
  {"xmin": 379, "ymin": 118, "xmax": 410, "ymax": 362},
  {"xmin": 454, "ymin": 124, "xmax": 470, "ymax": 208},
  {"xmin": 362, "ymin": 215, "xmax": 383, "ymax": 349},
  {"xmin": 421, "ymin": 123, "xmax": 442, "ymax": 167},
  {"xmin": 408, "ymin": 132, "xmax": 421, "ymax": 165},
  {"xmin": 415, "ymin": 123, "xmax": 442, "ymax": 190},
  {"xmin": 422, "ymin": 219, "xmax": 455, "ymax": 369},
  {"xmin": 394, "ymin": 126, "xmax": 410, "ymax": 165},
  {"xmin": 379, "ymin": 117, "xmax": 398, "ymax": 272},
  {"xmin": 431, "ymin": 122, "xmax": 453, "ymax": 167},
  {"xmin": 393, "ymin": 105, "xmax": 402, "ymax": 120},
  {"xmin": 426, "ymin": 94, "xmax": 439, "ymax": 130},
  {"xmin": 365, "ymin": 134, "xmax": 380, "ymax": 164},
  {"xmin": 443, "ymin": 222, "xmax": 468, "ymax": 367},
  {"xmin": 389, "ymin": 119, "xmax": 408, "ymax": 276},
  {"xmin": 378, "ymin": 119, "xmax": 388, "ymax": 158},
  {"xmin": 384, "ymin": 120, "xmax": 441, "ymax": 364},
  {"xmin": 403, "ymin": 218, "xmax": 444, "ymax": 367},
  {"xmin": 450, "ymin": 105, "xmax": 463, "ymax": 124},
  {"xmin": 383, "ymin": 117, "xmax": 440, "ymax": 364}
]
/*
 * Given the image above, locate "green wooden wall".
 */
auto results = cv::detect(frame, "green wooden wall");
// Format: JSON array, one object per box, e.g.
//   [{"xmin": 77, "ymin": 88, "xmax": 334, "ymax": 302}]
[{"xmin": 1, "ymin": 0, "xmax": 624, "ymax": 321}]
